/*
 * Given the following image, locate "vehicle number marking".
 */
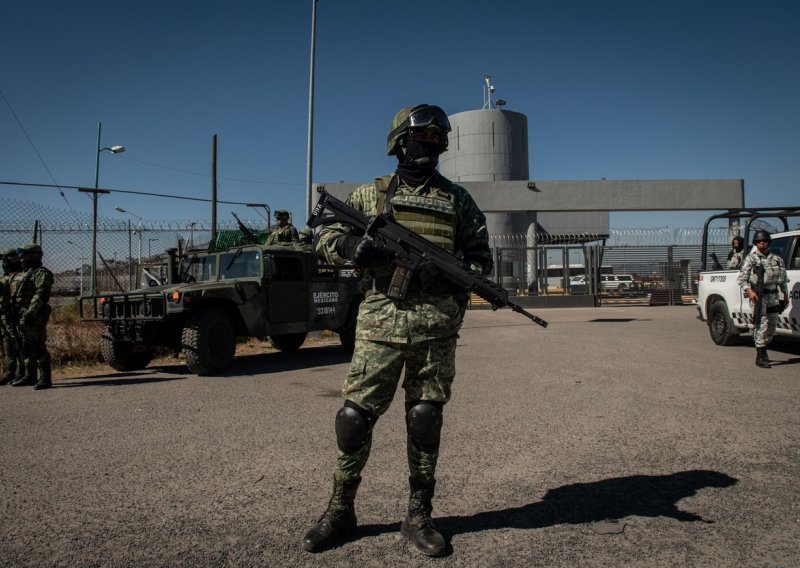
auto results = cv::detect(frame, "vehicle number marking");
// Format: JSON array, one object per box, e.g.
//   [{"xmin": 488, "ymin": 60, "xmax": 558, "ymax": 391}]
[{"xmin": 709, "ymin": 275, "xmax": 727, "ymax": 283}]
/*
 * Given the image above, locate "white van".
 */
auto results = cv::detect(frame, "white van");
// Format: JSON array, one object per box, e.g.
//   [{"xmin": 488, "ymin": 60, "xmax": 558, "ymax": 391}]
[{"xmin": 601, "ymin": 274, "xmax": 634, "ymax": 291}]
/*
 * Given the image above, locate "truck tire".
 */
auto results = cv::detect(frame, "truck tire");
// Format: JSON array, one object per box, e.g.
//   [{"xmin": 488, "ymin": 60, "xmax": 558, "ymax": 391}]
[
  {"xmin": 270, "ymin": 333, "xmax": 307, "ymax": 352},
  {"xmin": 100, "ymin": 327, "xmax": 153, "ymax": 371},
  {"xmin": 181, "ymin": 308, "xmax": 236, "ymax": 375},
  {"xmin": 338, "ymin": 302, "xmax": 359, "ymax": 353},
  {"xmin": 708, "ymin": 300, "xmax": 739, "ymax": 346}
]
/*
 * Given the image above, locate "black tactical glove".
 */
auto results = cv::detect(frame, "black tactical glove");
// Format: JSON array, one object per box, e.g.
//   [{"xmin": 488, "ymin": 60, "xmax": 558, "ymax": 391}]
[
  {"xmin": 335, "ymin": 235, "xmax": 387, "ymax": 266},
  {"xmin": 778, "ymin": 299, "xmax": 789, "ymax": 313},
  {"xmin": 418, "ymin": 261, "xmax": 441, "ymax": 291}
]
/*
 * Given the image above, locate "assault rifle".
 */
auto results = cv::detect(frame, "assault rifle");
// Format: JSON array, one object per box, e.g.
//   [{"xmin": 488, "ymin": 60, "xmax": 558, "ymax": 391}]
[
  {"xmin": 231, "ymin": 212, "xmax": 260, "ymax": 245},
  {"xmin": 752, "ymin": 263, "xmax": 765, "ymax": 329},
  {"xmin": 308, "ymin": 190, "xmax": 548, "ymax": 328},
  {"xmin": 709, "ymin": 252, "xmax": 723, "ymax": 271}
]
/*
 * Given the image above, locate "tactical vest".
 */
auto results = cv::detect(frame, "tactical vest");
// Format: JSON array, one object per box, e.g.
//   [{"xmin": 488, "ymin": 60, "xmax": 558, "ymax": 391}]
[
  {"xmin": 748, "ymin": 254, "xmax": 786, "ymax": 287},
  {"xmin": 376, "ymin": 175, "xmax": 457, "ymax": 253}
]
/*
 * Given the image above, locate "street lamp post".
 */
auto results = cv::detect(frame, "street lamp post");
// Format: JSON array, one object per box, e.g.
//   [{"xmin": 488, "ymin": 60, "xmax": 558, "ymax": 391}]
[
  {"xmin": 246, "ymin": 203, "xmax": 271, "ymax": 230},
  {"xmin": 88, "ymin": 121, "xmax": 125, "ymax": 295},
  {"xmin": 114, "ymin": 206, "xmax": 143, "ymax": 266}
]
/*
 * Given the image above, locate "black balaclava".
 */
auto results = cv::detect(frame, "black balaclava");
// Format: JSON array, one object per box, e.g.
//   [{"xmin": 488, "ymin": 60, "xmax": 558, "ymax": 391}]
[
  {"xmin": 395, "ymin": 136, "xmax": 440, "ymax": 187},
  {"xmin": 21, "ymin": 255, "xmax": 41, "ymax": 270},
  {"xmin": 2, "ymin": 258, "xmax": 22, "ymax": 275},
  {"xmin": 732, "ymin": 238, "xmax": 744, "ymax": 253}
]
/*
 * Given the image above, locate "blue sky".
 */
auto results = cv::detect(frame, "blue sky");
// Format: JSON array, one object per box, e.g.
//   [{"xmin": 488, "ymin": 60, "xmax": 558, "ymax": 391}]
[{"xmin": 2, "ymin": 0, "xmax": 798, "ymax": 230}]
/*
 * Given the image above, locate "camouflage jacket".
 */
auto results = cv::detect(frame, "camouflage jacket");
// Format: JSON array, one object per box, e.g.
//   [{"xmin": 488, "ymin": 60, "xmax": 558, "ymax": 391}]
[
  {"xmin": 727, "ymin": 251, "xmax": 744, "ymax": 270},
  {"xmin": 316, "ymin": 173, "xmax": 491, "ymax": 343},
  {"xmin": 10, "ymin": 266, "xmax": 54, "ymax": 323},
  {"xmin": 265, "ymin": 224, "xmax": 299, "ymax": 246}
]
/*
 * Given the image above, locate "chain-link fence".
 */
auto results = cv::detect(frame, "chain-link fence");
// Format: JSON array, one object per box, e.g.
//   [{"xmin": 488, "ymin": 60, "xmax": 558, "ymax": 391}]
[
  {"xmin": 1, "ymin": 195, "xmax": 744, "ymax": 305},
  {"xmin": 0, "ymin": 196, "xmax": 269, "ymax": 299}
]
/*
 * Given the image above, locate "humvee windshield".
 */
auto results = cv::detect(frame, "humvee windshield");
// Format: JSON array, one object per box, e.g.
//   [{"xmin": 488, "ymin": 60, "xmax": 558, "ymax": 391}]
[
  {"xmin": 179, "ymin": 254, "xmax": 217, "ymax": 283},
  {"xmin": 220, "ymin": 250, "xmax": 262, "ymax": 279}
]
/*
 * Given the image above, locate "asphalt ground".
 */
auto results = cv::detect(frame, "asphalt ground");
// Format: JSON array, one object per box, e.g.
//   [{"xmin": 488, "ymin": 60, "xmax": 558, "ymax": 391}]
[{"xmin": 1, "ymin": 305, "xmax": 798, "ymax": 567}]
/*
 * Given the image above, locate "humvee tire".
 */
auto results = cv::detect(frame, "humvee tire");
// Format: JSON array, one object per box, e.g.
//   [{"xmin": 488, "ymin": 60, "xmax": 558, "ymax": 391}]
[
  {"xmin": 100, "ymin": 327, "xmax": 154, "ymax": 371},
  {"xmin": 270, "ymin": 332, "xmax": 307, "ymax": 352},
  {"xmin": 181, "ymin": 308, "xmax": 237, "ymax": 375}
]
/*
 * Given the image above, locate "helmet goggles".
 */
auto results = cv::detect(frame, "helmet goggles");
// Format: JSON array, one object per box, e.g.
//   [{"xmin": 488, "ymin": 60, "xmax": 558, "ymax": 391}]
[{"xmin": 407, "ymin": 106, "xmax": 451, "ymax": 133}]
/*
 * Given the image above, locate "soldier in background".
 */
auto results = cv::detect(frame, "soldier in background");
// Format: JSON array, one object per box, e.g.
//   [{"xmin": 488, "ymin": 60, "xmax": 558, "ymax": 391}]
[
  {"xmin": 1, "ymin": 248, "xmax": 24, "ymax": 385},
  {"xmin": 736, "ymin": 230, "xmax": 789, "ymax": 368},
  {"xmin": 10, "ymin": 244, "xmax": 54, "ymax": 390},
  {"xmin": 303, "ymin": 104, "xmax": 492, "ymax": 556},
  {"xmin": 297, "ymin": 227, "xmax": 314, "ymax": 252},
  {"xmin": 265, "ymin": 210, "xmax": 299, "ymax": 245},
  {"xmin": 727, "ymin": 236, "xmax": 745, "ymax": 269}
]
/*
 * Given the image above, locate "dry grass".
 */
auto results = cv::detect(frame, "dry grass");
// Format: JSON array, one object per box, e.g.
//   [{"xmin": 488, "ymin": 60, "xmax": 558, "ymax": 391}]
[{"xmin": 1, "ymin": 305, "xmax": 342, "ymax": 377}]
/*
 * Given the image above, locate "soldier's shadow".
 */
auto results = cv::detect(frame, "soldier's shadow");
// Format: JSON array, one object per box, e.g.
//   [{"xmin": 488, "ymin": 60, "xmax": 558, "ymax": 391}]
[{"xmin": 358, "ymin": 469, "xmax": 736, "ymax": 541}]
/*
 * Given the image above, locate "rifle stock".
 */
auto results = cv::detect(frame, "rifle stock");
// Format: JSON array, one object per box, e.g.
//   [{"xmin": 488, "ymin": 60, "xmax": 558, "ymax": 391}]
[{"xmin": 309, "ymin": 191, "xmax": 548, "ymax": 328}]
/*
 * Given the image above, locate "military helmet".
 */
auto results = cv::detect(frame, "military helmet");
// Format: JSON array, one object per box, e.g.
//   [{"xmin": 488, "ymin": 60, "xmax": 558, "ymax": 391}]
[
  {"xmin": 18, "ymin": 243, "xmax": 43, "ymax": 256},
  {"xmin": 298, "ymin": 227, "xmax": 313, "ymax": 244},
  {"xmin": 752, "ymin": 230, "xmax": 771, "ymax": 244},
  {"xmin": 274, "ymin": 210, "xmax": 290, "ymax": 220},
  {"xmin": 1, "ymin": 247, "xmax": 19, "ymax": 260},
  {"xmin": 386, "ymin": 104, "xmax": 451, "ymax": 156}
]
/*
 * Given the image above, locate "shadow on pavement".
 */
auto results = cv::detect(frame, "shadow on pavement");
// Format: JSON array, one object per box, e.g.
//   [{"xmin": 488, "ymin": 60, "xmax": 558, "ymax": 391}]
[
  {"xmin": 55, "ymin": 376, "xmax": 187, "ymax": 388},
  {"xmin": 359, "ymin": 469, "xmax": 737, "ymax": 541}
]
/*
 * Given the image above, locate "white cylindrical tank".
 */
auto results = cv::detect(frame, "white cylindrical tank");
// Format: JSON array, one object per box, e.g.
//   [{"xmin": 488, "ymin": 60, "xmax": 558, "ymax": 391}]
[{"xmin": 438, "ymin": 109, "xmax": 529, "ymax": 182}]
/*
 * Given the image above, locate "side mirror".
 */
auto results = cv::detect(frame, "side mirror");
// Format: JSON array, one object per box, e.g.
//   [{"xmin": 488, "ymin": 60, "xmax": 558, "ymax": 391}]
[{"xmin": 264, "ymin": 255, "xmax": 278, "ymax": 278}]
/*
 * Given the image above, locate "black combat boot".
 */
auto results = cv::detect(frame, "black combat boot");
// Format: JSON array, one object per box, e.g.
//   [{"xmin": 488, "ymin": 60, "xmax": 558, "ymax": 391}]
[
  {"xmin": 401, "ymin": 477, "xmax": 446, "ymax": 557},
  {"xmin": 11, "ymin": 367, "xmax": 37, "ymax": 387},
  {"xmin": 756, "ymin": 347, "xmax": 771, "ymax": 369},
  {"xmin": 302, "ymin": 475, "xmax": 361, "ymax": 552},
  {"xmin": 1, "ymin": 360, "xmax": 20, "ymax": 385},
  {"xmin": 33, "ymin": 362, "xmax": 52, "ymax": 390}
]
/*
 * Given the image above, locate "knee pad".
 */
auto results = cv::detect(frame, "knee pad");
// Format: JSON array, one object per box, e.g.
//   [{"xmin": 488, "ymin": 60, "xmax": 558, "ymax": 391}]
[
  {"xmin": 405, "ymin": 401, "xmax": 444, "ymax": 449},
  {"xmin": 335, "ymin": 401, "xmax": 377, "ymax": 454}
]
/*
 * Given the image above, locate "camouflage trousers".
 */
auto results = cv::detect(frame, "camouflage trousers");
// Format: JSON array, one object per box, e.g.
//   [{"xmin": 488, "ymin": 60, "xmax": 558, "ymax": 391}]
[
  {"xmin": 20, "ymin": 317, "xmax": 51, "ymax": 378},
  {"xmin": 2, "ymin": 328, "xmax": 24, "ymax": 380},
  {"xmin": 753, "ymin": 291, "xmax": 781, "ymax": 348},
  {"xmin": 335, "ymin": 335, "xmax": 457, "ymax": 484}
]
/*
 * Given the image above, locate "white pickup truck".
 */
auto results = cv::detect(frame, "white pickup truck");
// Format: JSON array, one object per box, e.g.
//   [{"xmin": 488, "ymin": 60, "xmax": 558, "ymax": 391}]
[{"xmin": 697, "ymin": 212, "xmax": 800, "ymax": 345}]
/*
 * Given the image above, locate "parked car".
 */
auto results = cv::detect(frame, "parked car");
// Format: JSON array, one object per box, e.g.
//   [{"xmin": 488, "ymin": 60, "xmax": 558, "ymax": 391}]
[{"xmin": 601, "ymin": 274, "xmax": 635, "ymax": 291}]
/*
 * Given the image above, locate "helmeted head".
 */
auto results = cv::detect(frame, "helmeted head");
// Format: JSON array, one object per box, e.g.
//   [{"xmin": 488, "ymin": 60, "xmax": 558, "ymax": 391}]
[
  {"xmin": 18, "ymin": 243, "xmax": 43, "ymax": 269},
  {"xmin": 752, "ymin": 230, "xmax": 771, "ymax": 245},
  {"xmin": 731, "ymin": 236, "xmax": 744, "ymax": 252},
  {"xmin": 275, "ymin": 210, "xmax": 290, "ymax": 220},
  {"xmin": 387, "ymin": 104, "xmax": 451, "ymax": 167},
  {"xmin": 298, "ymin": 227, "xmax": 313, "ymax": 246},
  {"xmin": 1, "ymin": 247, "xmax": 22, "ymax": 274}
]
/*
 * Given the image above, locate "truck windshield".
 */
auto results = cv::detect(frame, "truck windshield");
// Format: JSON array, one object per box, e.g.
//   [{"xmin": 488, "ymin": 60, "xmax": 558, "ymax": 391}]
[
  {"xmin": 179, "ymin": 255, "xmax": 218, "ymax": 282},
  {"xmin": 220, "ymin": 250, "xmax": 262, "ymax": 279}
]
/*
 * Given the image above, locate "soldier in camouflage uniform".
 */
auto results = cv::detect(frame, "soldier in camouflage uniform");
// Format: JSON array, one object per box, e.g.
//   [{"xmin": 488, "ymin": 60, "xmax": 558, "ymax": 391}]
[
  {"xmin": 264, "ymin": 210, "xmax": 299, "ymax": 245},
  {"xmin": 736, "ymin": 230, "xmax": 789, "ymax": 368},
  {"xmin": 1, "ymin": 248, "xmax": 24, "ymax": 385},
  {"xmin": 10, "ymin": 243, "xmax": 54, "ymax": 390},
  {"xmin": 302, "ymin": 104, "xmax": 492, "ymax": 556},
  {"xmin": 726, "ymin": 236, "xmax": 745, "ymax": 269},
  {"xmin": 297, "ymin": 227, "xmax": 314, "ymax": 252}
]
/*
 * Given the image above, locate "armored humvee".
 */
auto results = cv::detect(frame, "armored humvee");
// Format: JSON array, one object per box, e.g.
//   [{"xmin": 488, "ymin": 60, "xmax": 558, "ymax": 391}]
[{"xmin": 81, "ymin": 244, "xmax": 363, "ymax": 375}]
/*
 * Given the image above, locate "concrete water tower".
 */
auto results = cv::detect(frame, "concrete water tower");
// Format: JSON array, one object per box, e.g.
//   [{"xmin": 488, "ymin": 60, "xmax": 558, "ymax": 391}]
[{"xmin": 438, "ymin": 76, "xmax": 534, "ymax": 235}]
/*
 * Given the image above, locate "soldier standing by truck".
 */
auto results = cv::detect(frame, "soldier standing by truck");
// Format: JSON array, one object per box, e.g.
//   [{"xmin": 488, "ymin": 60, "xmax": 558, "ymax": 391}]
[
  {"xmin": 1, "ymin": 248, "xmax": 24, "ymax": 385},
  {"xmin": 727, "ymin": 236, "xmax": 745, "ymax": 269},
  {"xmin": 736, "ymin": 230, "xmax": 789, "ymax": 368},
  {"xmin": 9, "ymin": 244, "xmax": 54, "ymax": 390},
  {"xmin": 265, "ymin": 210, "xmax": 299, "ymax": 245},
  {"xmin": 302, "ymin": 104, "xmax": 492, "ymax": 556}
]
